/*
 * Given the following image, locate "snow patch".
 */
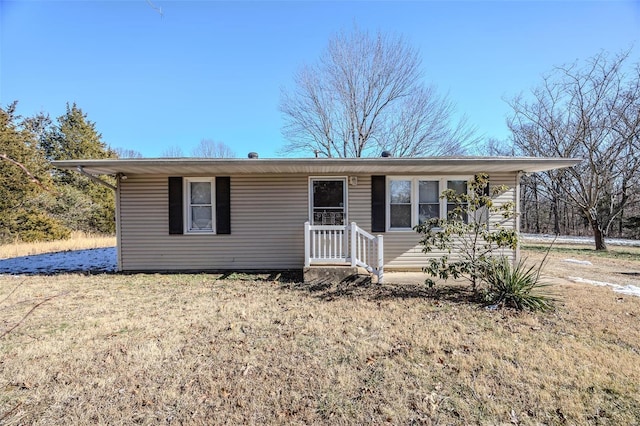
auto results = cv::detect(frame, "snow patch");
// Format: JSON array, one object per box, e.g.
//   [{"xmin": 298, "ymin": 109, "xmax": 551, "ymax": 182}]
[
  {"xmin": 568, "ymin": 276, "xmax": 640, "ymax": 298},
  {"xmin": 522, "ymin": 233, "xmax": 640, "ymax": 247},
  {"xmin": 563, "ymin": 258, "xmax": 593, "ymax": 265},
  {"xmin": 0, "ymin": 248, "xmax": 116, "ymax": 275}
]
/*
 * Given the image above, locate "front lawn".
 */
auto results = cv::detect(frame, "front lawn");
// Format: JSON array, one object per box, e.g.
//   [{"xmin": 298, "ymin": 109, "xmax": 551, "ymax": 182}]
[{"xmin": 2, "ymin": 254, "xmax": 639, "ymax": 424}]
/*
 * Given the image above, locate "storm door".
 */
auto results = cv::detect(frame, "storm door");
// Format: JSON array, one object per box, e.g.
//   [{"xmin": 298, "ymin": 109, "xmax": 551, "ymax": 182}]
[{"xmin": 310, "ymin": 178, "xmax": 347, "ymax": 226}]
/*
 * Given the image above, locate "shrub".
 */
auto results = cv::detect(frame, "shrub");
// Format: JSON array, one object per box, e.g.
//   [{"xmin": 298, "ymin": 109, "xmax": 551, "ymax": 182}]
[
  {"xmin": 416, "ymin": 173, "xmax": 518, "ymax": 290},
  {"xmin": 28, "ymin": 184, "xmax": 114, "ymax": 235},
  {"xmin": 483, "ymin": 256, "xmax": 556, "ymax": 312},
  {"xmin": 11, "ymin": 211, "xmax": 71, "ymax": 243}
]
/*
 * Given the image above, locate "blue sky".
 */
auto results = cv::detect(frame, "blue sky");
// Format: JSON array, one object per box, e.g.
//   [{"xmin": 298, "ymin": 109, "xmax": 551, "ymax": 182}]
[{"xmin": 1, "ymin": 1, "xmax": 639, "ymax": 158}]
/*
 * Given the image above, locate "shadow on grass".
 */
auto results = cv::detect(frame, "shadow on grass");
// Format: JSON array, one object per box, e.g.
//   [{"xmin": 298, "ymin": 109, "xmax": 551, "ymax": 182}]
[
  {"xmin": 216, "ymin": 270, "xmax": 303, "ymax": 283},
  {"xmin": 209, "ymin": 270, "xmax": 484, "ymax": 306},
  {"xmin": 280, "ymin": 275, "xmax": 483, "ymax": 306}
]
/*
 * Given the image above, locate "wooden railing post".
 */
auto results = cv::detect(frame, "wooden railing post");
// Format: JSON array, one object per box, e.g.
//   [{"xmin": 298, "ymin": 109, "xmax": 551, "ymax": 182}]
[
  {"xmin": 304, "ymin": 221, "xmax": 310, "ymax": 267},
  {"xmin": 377, "ymin": 235, "xmax": 384, "ymax": 284},
  {"xmin": 308, "ymin": 222, "xmax": 381, "ymax": 276},
  {"xmin": 350, "ymin": 222, "xmax": 357, "ymax": 267}
]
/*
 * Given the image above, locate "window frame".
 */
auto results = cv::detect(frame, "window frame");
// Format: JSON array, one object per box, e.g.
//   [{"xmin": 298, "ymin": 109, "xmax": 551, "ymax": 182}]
[
  {"xmin": 388, "ymin": 179, "xmax": 413, "ymax": 229},
  {"xmin": 386, "ymin": 176, "xmax": 472, "ymax": 231},
  {"xmin": 184, "ymin": 177, "xmax": 216, "ymax": 234},
  {"xmin": 308, "ymin": 176, "xmax": 348, "ymax": 226}
]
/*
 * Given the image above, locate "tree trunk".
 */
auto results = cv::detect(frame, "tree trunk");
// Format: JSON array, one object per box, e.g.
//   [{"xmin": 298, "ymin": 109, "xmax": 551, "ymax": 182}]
[
  {"xmin": 591, "ymin": 221, "xmax": 607, "ymax": 251},
  {"xmin": 619, "ymin": 179, "xmax": 627, "ymax": 237},
  {"xmin": 552, "ymin": 198, "xmax": 560, "ymax": 235},
  {"xmin": 533, "ymin": 183, "xmax": 540, "ymax": 233}
]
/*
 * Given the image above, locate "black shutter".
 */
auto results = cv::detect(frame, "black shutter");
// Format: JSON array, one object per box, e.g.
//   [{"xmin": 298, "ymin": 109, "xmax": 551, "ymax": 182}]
[
  {"xmin": 474, "ymin": 174, "xmax": 490, "ymax": 208},
  {"xmin": 474, "ymin": 174, "xmax": 490, "ymax": 195},
  {"xmin": 216, "ymin": 176, "xmax": 231, "ymax": 234},
  {"xmin": 371, "ymin": 175, "xmax": 386, "ymax": 232},
  {"xmin": 168, "ymin": 177, "xmax": 183, "ymax": 235}
]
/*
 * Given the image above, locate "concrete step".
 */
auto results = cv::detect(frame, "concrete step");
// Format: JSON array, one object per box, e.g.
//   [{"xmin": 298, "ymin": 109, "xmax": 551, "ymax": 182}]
[{"xmin": 303, "ymin": 265, "xmax": 372, "ymax": 284}]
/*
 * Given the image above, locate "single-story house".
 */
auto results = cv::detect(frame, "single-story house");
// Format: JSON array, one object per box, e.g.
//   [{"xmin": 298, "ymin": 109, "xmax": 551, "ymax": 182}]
[{"xmin": 53, "ymin": 156, "xmax": 578, "ymax": 282}]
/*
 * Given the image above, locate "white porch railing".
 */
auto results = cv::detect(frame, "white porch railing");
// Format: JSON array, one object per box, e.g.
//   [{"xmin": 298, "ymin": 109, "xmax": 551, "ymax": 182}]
[{"xmin": 304, "ymin": 222, "xmax": 384, "ymax": 283}]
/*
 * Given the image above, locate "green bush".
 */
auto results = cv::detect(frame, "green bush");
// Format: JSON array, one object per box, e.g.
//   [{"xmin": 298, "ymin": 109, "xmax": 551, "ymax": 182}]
[
  {"xmin": 416, "ymin": 173, "xmax": 518, "ymax": 290},
  {"xmin": 11, "ymin": 211, "xmax": 71, "ymax": 243},
  {"xmin": 28, "ymin": 184, "xmax": 114, "ymax": 235},
  {"xmin": 483, "ymin": 256, "xmax": 556, "ymax": 312}
]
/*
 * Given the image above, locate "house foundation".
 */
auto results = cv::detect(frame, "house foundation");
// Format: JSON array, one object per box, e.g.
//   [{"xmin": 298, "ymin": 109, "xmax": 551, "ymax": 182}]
[{"xmin": 303, "ymin": 266, "xmax": 361, "ymax": 284}]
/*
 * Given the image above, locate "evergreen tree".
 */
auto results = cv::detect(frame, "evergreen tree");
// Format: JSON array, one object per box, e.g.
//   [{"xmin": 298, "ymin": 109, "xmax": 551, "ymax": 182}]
[
  {"xmin": 41, "ymin": 103, "xmax": 117, "ymax": 234},
  {"xmin": 0, "ymin": 103, "xmax": 44, "ymax": 209},
  {"xmin": 0, "ymin": 102, "xmax": 69, "ymax": 242}
]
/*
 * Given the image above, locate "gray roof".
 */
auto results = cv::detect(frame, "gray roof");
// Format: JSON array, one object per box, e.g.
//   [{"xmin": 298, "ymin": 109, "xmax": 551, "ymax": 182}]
[{"xmin": 52, "ymin": 156, "xmax": 580, "ymax": 176}]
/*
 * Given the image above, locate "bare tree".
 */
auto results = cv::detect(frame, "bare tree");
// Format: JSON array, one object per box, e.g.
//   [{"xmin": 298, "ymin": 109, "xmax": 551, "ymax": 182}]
[
  {"xmin": 508, "ymin": 50, "xmax": 640, "ymax": 250},
  {"xmin": 191, "ymin": 139, "xmax": 236, "ymax": 158},
  {"xmin": 280, "ymin": 27, "xmax": 476, "ymax": 158},
  {"xmin": 114, "ymin": 147, "xmax": 143, "ymax": 158},
  {"xmin": 160, "ymin": 145, "xmax": 184, "ymax": 158},
  {"xmin": 482, "ymin": 138, "xmax": 515, "ymax": 156}
]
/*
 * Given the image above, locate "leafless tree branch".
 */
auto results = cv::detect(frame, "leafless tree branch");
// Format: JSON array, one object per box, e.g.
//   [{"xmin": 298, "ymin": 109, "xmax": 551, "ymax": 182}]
[
  {"xmin": 280, "ymin": 27, "xmax": 475, "ymax": 157},
  {"xmin": 191, "ymin": 139, "xmax": 236, "ymax": 158},
  {"xmin": 1, "ymin": 292, "xmax": 68, "ymax": 339},
  {"xmin": 0, "ymin": 153, "xmax": 57, "ymax": 194},
  {"xmin": 507, "ymin": 49, "xmax": 640, "ymax": 249}
]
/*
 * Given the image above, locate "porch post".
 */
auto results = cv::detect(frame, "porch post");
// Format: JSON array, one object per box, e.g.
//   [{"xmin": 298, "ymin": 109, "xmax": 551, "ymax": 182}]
[
  {"xmin": 377, "ymin": 234, "xmax": 384, "ymax": 284},
  {"xmin": 350, "ymin": 222, "xmax": 357, "ymax": 267},
  {"xmin": 304, "ymin": 221, "xmax": 310, "ymax": 267}
]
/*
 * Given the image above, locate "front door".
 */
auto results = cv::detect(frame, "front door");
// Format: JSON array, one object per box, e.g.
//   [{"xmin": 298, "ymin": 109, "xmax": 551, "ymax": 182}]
[{"xmin": 310, "ymin": 178, "xmax": 346, "ymax": 225}]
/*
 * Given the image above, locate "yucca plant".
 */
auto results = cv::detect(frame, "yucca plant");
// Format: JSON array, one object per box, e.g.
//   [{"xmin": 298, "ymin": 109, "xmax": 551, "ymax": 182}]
[{"xmin": 483, "ymin": 256, "xmax": 556, "ymax": 312}]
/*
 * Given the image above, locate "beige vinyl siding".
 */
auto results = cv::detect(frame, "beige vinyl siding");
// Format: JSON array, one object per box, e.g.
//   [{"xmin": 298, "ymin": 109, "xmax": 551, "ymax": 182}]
[
  {"xmin": 117, "ymin": 172, "xmax": 518, "ymax": 271},
  {"xmin": 120, "ymin": 174, "xmax": 309, "ymax": 271},
  {"xmin": 485, "ymin": 173, "xmax": 518, "ymax": 261},
  {"xmin": 487, "ymin": 173, "xmax": 517, "ymax": 231},
  {"xmin": 347, "ymin": 175, "xmax": 371, "ymax": 229},
  {"xmin": 381, "ymin": 172, "xmax": 518, "ymax": 270}
]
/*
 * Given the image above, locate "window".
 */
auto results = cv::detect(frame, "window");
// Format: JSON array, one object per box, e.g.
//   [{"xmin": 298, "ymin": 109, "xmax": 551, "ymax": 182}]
[
  {"xmin": 389, "ymin": 180, "xmax": 411, "ymax": 228},
  {"xmin": 418, "ymin": 180, "xmax": 440, "ymax": 224},
  {"xmin": 446, "ymin": 180, "xmax": 468, "ymax": 222},
  {"xmin": 310, "ymin": 178, "xmax": 346, "ymax": 225},
  {"xmin": 387, "ymin": 177, "xmax": 470, "ymax": 230},
  {"xmin": 185, "ymin": 177, "xmax": 215, "ymax": 233}
]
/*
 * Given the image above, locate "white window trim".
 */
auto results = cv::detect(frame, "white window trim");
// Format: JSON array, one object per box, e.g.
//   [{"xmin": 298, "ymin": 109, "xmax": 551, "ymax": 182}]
[
  {"xmin": 184, "ymin": 177, "xmax": 216, "ymax": 234},
  {"xmin": 308, "ymin": 177, "xmax": 348, "ymax": 225},
  {"xmin": 386, "ymin": 176, "xmax": 472, "ymax": 232}
]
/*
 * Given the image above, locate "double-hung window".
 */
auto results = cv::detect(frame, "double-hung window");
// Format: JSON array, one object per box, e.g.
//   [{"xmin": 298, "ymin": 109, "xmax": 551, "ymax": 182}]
[
  {"xmin": 389, "ymin": 180, "xmax": 412, "ymax": 228},
  {"xmin": 185, "ymin": 177, "xmax": 215, "ymax": 234},
  {"xmin": 387, "ymin": 177, "xmax": 470, "ymax": 231},
  {"xmin": 446, "ymin": 180, "xmax": 469, "ymax": 222},
  {"xmin": 418, "ymin": 180, "xmax": 440, "ymax": 224}
]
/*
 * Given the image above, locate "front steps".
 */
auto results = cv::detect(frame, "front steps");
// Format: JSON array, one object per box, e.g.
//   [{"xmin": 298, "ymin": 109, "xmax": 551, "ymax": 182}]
[{"xmin": 303, "ymin": 265, "xmax": 375, "ymax": 285}]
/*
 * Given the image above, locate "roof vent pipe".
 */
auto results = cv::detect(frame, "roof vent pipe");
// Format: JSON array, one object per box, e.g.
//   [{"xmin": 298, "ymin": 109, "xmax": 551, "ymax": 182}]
[
  {"xmin": 248, "ymin": 152, "xmax": 259, "ymax": 159},
  {"xmin": 381, "ymin": 150, "xmax": 392, "ymax": 158}
]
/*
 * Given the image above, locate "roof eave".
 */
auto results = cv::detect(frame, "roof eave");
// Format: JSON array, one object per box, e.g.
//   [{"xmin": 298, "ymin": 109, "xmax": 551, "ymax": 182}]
[{"xmin": 51, "ymin": 157, "xmax": 582, "ymax": 176}]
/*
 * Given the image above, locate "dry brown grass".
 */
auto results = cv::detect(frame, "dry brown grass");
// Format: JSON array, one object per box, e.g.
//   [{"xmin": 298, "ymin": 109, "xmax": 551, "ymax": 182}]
[
  {"xmin": 1, "ymin": 248, "xmax": 639, "ymax": 424},
  {"xmin": 523, "ymin": 243, "xmax": 640, "ymax": 287},
  {"xmin": 0, "ymin": 232, "xmax": 115, "ymax": 259}
]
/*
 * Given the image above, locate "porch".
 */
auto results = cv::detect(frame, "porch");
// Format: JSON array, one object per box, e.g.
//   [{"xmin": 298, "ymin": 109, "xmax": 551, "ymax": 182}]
[{"xmin": 303, "ymin": 222, "xmax": 384, "ymax": 283}]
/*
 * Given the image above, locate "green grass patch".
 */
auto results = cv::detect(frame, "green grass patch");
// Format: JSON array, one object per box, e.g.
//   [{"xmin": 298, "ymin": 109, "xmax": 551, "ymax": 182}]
[{"xmin": 522, "ymin": 244, "xmax": 640, "ymax": 261}]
